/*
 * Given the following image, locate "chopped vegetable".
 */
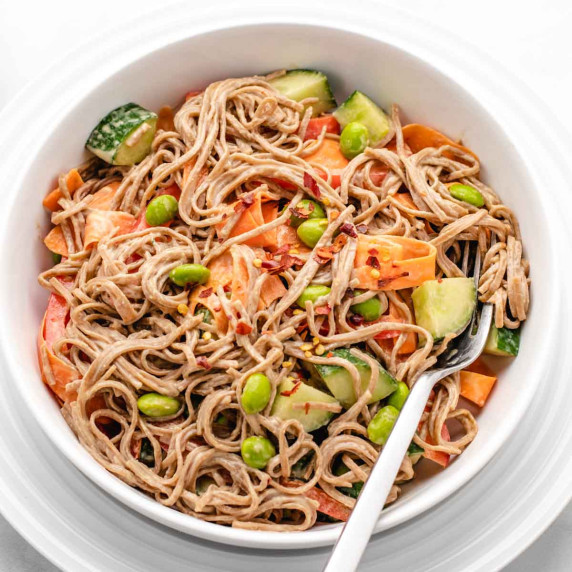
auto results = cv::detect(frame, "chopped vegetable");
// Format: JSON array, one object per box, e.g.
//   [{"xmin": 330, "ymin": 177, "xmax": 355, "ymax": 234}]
[
  {"xmin": 303, "ymin": 138, "xmax": 349, "ymax": 188},
  {"xmin": 412, "ymin": 277, "xmax": 476, "ymax": 340},
  {"xmin": 269, "ymin": 69, "xmax": 336, "ymax": 116},
  {"xmin": 271, "ymin": 378, "xmax": 339, "ymax": 432},
  {"xmin": 339, "ymin": 481, "xmax": 363, "ymax": 499},
  {"xmin": 43, "ymin": 168, "xmax": 84, "ymax": 212},
  {"xmin": 84, "ymin": 211, "xmax": 137, "ymax": 249},
  {"xmin": 303, "ymin": 115, "xmax": 340, "ymax": 141},
  {"xmin": 86, "ymin": 103, "xmax": 158, "ymax": 166},
  {"xmin": 387, "ymin": 381, "xmax": 410, "ymax": 410},
  {"xmin": 354, "ymin": 235, "xmax": 437, "ymax": 291},
  {"xmin": 289, "ymin": 199, "xmax": 326, "ymax": 228},
  {"xmin": 350, "ymin": 290, "xmax": 382, "ymax": 322},
  {"xmin": 334, "ymin": 91, "xmax": 390, "ymax": 145},
  {"xmin": 484, "ymin": 324, "xmax": 520, "ymax": 357},
  {"xmin": 145, "ymin": 194, "xmax": 179, "ymax": 226},
  {"xmin": 460, "ymin": 369, "xmax": 497, "ymax": 407},
  {"xmin": 423, "ymin": 424, "xmax": 451, "ymax": 467},
  {"xmin": 402, "ymin": 124, "xmax": 479, "ymax": 161},
  {"xmin": 312, "ymin": 347, "xmax": 398, "ymax": 408}
]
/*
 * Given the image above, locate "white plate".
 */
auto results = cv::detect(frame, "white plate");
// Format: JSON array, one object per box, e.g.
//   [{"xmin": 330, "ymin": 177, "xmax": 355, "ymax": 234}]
[{"xmin": 0, "ymin": 0, "xmax": 571, "ymax": 569}]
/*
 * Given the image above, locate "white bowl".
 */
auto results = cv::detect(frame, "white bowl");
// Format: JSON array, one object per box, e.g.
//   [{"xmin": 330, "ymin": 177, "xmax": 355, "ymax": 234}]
[{"xmin": 0, "ymin": 22, "xmax": 556, "ymax": 550}]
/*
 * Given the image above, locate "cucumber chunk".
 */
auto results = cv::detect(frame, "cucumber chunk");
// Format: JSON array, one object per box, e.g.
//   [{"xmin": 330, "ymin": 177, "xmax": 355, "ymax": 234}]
[
  {"xmin": 269, "ymin": 69, "xmax": 336, "ymax": 117},
  {"xmin": 412, "ymin": 277, "xmax": 476, "ymax": 340},
  {"xmin": 333, "ymin": 91, "xmax": 390, "ymax": 145},
  {"xmin": 484, "ymin": 324, "xmax": 520, "ymax": 357},
  {"xmin": 312, "ymin": 348, "xmax": 398, "ymax": 408},
  {"xmin": 86, "ymin": 103, "xmax": 157, "ymax": 166},
  {"xmin": 271, "ymin": 378, "xmax": 339, "ymax": 432}
]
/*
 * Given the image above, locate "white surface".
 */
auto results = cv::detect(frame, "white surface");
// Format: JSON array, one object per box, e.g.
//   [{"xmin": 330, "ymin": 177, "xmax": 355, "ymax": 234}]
[{"xmin": 0, "ymin": 0, "xmax": 571, "ymax": 570}]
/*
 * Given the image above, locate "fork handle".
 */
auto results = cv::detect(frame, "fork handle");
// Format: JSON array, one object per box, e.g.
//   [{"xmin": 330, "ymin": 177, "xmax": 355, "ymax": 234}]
[{"xmin": 323, "ymin": 370, "xmax": 443, "ymax": 572}]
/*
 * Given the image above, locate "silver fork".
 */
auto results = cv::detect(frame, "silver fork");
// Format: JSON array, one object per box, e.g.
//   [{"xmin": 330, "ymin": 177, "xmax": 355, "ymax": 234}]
[{"xmin": 324, "ymin": 243, "xmax": 492, "ymax": 572}]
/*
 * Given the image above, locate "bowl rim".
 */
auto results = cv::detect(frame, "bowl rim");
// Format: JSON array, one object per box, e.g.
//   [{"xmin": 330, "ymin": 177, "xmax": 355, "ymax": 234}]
[{"xmin": 0, "ymin": 10, "xmax": 562, "ymax": 552}]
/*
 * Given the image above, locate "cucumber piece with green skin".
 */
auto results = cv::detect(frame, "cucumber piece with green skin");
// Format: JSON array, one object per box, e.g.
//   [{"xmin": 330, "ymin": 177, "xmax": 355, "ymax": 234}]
[
  {"xmin": 412, "ymin": 277, "xmax": 476, "ymax": 341},
  {"xmin": 86, "ymin": 103, "xmax": 157, "ymax": 166},
  {"xmin": 333, "ymin": 91, "xmax": 390, "ymax": 146},
  {"xmin": 271, "ymin": 378, "xmax": 339, "ymax": 432},
  {"xmin": 313, "ymin": 348, "xmax": 398, "ymax": 408},
  {"xmin": 484, "ymin": 324, "xmax": 520, "ymax": 356},
  {"xmin": 269, "ymin": 69, "xmax": 336, "ymax": 117}
]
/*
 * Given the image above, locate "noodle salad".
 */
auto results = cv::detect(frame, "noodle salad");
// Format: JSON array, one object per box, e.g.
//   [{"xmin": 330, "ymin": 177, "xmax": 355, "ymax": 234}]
[{"xmin": 38, "ymin": 70, "xmax": 529, "ymax": 530}]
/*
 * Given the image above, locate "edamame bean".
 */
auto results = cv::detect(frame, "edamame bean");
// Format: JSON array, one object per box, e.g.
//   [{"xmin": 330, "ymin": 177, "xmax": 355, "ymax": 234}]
[
  {"xmin": 169, "ymin": 263, "xmax": 210, "ymax": 286},
  {"xmin": 145, "ymin": 194, "xmax": 179, "ymax": 226},
  {"xmin": 241, "ymin": 436, "xmax": 276, "ymax": 469},
  {"xmin": 449, "ymin": 183, "xmax": 484, "ymax": 207},
  {"xmin": 296, "ymin": 284, "xmax": 331, "ymax": 308},
  {"xmin": 290, "ymin": 199, "xmax": 326, "ymax": 228},
  {"xmin": 297, "ymin": 218, "xmax": 328, "ymax": 248},
  {"xmin": 339, "ymin": 122, "xmax": 369, "ymax": 159},
  {"xmin": 350, "ymin": 290, "xmax": 382, "ymax": 322},
  {"xmin": 367, "ymin": 405, "xmax": 400, "ymax": 445},
  {"xmin": 241, "ymin": 373, "xmax": 272, "ymax": 414},
  {"xmin": 137, "ymin": 392, "xmax": 181, "ymax": 417},
  {"xmin": 52, "ymin": 252, "xmax": 62, "ymax": 265},
  {"xmin": 387, "ymin": 382, "xmax": 410, "ymax": 411}
]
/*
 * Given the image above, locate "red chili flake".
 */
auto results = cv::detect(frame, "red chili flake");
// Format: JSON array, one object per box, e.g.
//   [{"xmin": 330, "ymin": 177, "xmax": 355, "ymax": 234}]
[
  {"xmin": 198, "ymin": 287, "xmax": 213, "ymax": 299},
  {"xmin": 296, "ymin": 322, "xmax": 309, "ymax": 334},
  {"xmin": 274, "ymin": 244, "xmax": 291, "ymax": 256},
  {"xmin": 314, "ymin": 248, "xmax": 335, "ymax": 264},
  {"xmin": 236, "ymin": 322, "xmax": 253, "ymax": 335},
  {"xmin": 223, "ymin": 284, "xmax": 232, "ymax": 293},
  {"xmin": 318, "ymin": 322, "xmax": 331, "ymax": 336},
  {"xmin": 280, "ymin": 381, "xmax": 302, "ymax": 397},
  {"xmin": 366, "ymin": 256, "xmax": 380, "ymax": 269},
  {"xmin": 304, "ymin": 402, "xmax": 311, "ymax": 415},
  {"xmin": 368, "ymin": 248, "xmax": 379, "ymax": 256},
  {"xmin": 280, "ymin": 254, "xmax": 304, "ymax": 270},
  {"xmin": 326, "ymin": 352, "xmax": 334, "ymax": 358},
  {"xmin": 290, "ymin": 202, "xmax": 314, "ymax": 221},
  {"xmin": 377, "ymin": 272, "xmax": 409, "ymax": 288},
  {"xmin": 196, "ymin": 356, "xmax": 211, "ymax": 370},
  {"xmin": 234, "ymin": 193, "xmax": 255, "ymax": 213},
  {"xmin": 261, "ymin": 260, "xmax": 281, "ymax": 274},
  {"xmin": 304, "ymin": 172, "xmax": 321, "ymax": 199},
  {"xmin": 339, "ymin": 223, "xmax": 358, "ymax": 238},
  {"xmin": 315, "ymin": 304, "xmax": 331, "ymax": 315},
  {"xmin": 356, "ymin": 224, "xmax": 368, "ymax": 234},
  {"xmin": 348, "ymin": 314, "xmax": 365, "ymax": 326}
]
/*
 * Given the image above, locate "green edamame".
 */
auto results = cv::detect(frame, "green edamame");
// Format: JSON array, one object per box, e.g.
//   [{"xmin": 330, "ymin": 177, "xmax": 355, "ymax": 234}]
[
  {"xmin": 367, "ymin": 405, "xmax": 400, "ymax": 445},
  {"xmin": 52, "ymin": 252, "xmax": 62, "ymax": 265},
  {"xmin": 241, "ymin": 373, "xmax": 272, "ymax": 414},
  {"xmin": 350, "ymin": 290, "xmax": 382, "ymax": 322},
  {"xmin": 241, "ymin": 436, "xmax": 276, "ymax": 469},
  {"xmin": 145, "ymin": 194, "xmax": 179, "ymax": 226},
  {"xmin": 387, "ymin": 382, "xmax": 410, "ymax": 411},
  {"xmin": 290, "ymin": 199, "xmax": 326, "ymax": 228},
  {"xmin": 137, "ymin": 392, "xmax": 181, "ymax": 417},
  {"xmin": 195, "ymin": 307, "xmax": 213, "ymax": 324},
  {"xmin": 297, "ymin": 218, "xmax": 328, "ymax": 248},
  {"xmin": 296, "ymin": 284, "xmax": 331, "ymax": 308},
  {"xmin": 449, "ymin": 183, "xmax": 484, "ymax": 207},
  {"xmin": 169, "ymin": 263, "xmax": 210, "ymax": 286},
  {"xmin": 339, "ymin": 122, "xmax": 369, "ymax": 159}
]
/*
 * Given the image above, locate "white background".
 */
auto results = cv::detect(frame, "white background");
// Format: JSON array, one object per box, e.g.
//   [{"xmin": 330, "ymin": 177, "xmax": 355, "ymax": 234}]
[{"xmin": 1, "ymin": 0, "xmax": 571, "ymax": 570}]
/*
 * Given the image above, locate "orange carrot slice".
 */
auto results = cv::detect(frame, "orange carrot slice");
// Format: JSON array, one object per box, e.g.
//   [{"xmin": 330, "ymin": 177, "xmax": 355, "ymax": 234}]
[
  {"xmin": 374, "ymin": 301, "xmax": 417, "ymax": 354},
  {"xmin": 305, "ymin": 138, "xmax": 349, "ymax": 188},
  {"xmin": 89, "ymin": 181, "xmax": 121, "ymax": 210},
  {"xmin": 354, "ymin": 235, "xmax": 436, "ymax": 291},
  {"xmin": 460, "ymin": 369, "xmax": 497, "ymax": 407},
  {"xmin": 44, "ymin": 226, "xmax": 69, "ymax": 257},
  {"xmin": 43, "ymin": 168, "xmax": 84, "ymax": 212},
  {"xmin": 84, "ymin": 211, "xmax": 136, "ymax": 249},
  {"xmin": 275, "ymin": 224, "xmax": 311, "ymax": 255},
  {"xmin": 305, "ymin": 486, "xmax": 351, "ymax": 521},
  {"xmin": 217, "ymin": 192, "xmax": 279, "ymax": 250},
  {"xmin": 402, "ymin": 124, "xmax": 479, "ymax": 161},
  {"xmin": 303, "ymin": 116, "xmax": 340, "ymax": 141}
]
